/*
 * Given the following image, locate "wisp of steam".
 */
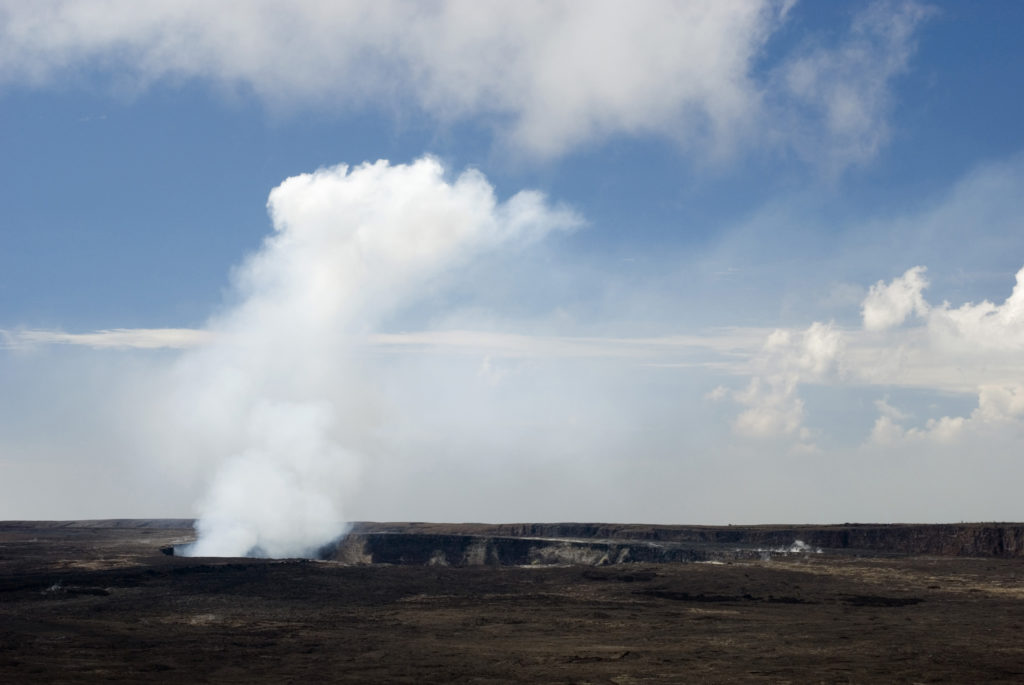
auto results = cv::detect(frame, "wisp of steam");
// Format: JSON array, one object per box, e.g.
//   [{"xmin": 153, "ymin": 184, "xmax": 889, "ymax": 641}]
[{"xmin": 173, "ymin": 157, "xmax": 579, "ymax": 557}]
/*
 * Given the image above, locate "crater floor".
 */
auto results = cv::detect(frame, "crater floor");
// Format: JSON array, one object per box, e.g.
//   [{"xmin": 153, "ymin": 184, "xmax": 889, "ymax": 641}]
[{"xmin": 2, "ymin": 520, "xmax": 1023, "ymax": 683}]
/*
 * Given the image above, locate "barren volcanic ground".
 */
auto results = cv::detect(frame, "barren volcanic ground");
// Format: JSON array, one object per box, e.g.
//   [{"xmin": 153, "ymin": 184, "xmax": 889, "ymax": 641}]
[{"xmin": 2, "ymin": 521, "xmax": 1023, "ymax": 683}]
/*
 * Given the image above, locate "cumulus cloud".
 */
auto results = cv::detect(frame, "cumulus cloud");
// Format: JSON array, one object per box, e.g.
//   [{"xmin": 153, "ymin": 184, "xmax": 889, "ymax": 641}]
[
  {"xmin": 726, "ymin": 322, "xmax": 842, "ymax": 444},
  {"xmin": 733, "ymin": 376, "xmax": 807, "ymax": 440},
  {"xmin": 851, "ymin": 266, "xmax": 1024, "ymax": 393},
  {"xmin": 721, "ymin": 262, "xmax": 1024, "ymax": 453},
  {"xmin": 927, "ymin": 268, "xmax": 1024, "ymax": 351},
  {"xmin": 0, "ymin": 0, "xmax": 927, "ymax": 162},
  {"xmin": 862, "ymin": 265, "xmax": 930, "ymax": 331},
  {"xmin": 864, "ymin": 264, "xmax": 1024, "ymax": 443},
  {"xmin": 869, "ymin": 384, "xmax": 1024, "ymax": 445}
]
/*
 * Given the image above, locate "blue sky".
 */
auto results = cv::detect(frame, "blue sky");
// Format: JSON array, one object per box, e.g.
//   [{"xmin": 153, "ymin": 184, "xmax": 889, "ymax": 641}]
[{"xmin": 2, "ymin": 1, "xmax": 1023, "ymax": 549}]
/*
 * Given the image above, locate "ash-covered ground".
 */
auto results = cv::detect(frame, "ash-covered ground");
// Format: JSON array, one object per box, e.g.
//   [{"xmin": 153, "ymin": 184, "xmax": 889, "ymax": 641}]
[{"xmin": 2, "ymin": 520, "xmax": 1023, "ymax": 683}]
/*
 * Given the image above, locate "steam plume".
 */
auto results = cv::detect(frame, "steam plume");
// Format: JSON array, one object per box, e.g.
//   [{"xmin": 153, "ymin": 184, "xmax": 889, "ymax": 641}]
[{"xmin": 176, "ymin": 157, "xmax": 579, "ymax": 557}]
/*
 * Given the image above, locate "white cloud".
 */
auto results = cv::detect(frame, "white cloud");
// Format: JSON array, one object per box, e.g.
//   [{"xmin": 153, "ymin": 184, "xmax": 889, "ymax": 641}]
[
  {"xmin": 851, "ymin": 266, "xmax": 1024, "ymax": 393},
  {"xmin": 720, "ymin": 262, "xmax": 1024, "ymax": 452},
  {"xmin": 870, "ymin": 383, "xmax": 1024, "ymax": 446},
  {"xmin": 927, "ymin": 268, "xmax": 1024, "ymax": 352},
  {"xmin": 773, "ymin": 0, "xmax": 932, "ymax": 169},
  {"xmin": 371, "ymin": 328, "xmax": 768, "ymax": 362},
  {"xmin": 869, "ymin": 414, "xmax": 905, "ymax": 445},
  {"xmin": 727, "ymin": 321, "xmax": 842, "ymax": 442},
  {"xmin": 7, "ymin": 325, "xmax": 769, "ymax": 363},
  {"xmin": 1, "ymin": 327, "xmax": 213, "ymax": 349},
  {"xmin": 975, "ymin": 384, "xmax": 1024, "ymax": 423},
  {"xmin": 862, "ymin": 265, "xmax": 929, "ymax": 331},
  {"xmin": 705, "ymin": 385, "xmax": 731, "ymax": 402},
  {"xmin": 733, "ymin": 376, "xmax": 806, "ymax": 439},
  {"xmin": 874, "ymin": 396, "xmax": 910, "ymax": 422},
  {"xmin": 0, "ymin": 0, "xmax": 928, "ymax": 162}
]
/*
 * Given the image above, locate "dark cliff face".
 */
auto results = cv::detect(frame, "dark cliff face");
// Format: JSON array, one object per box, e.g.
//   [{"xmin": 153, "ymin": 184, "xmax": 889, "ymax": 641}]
[
  {"xmin": 322, "ymin": 533, "xmax": 732, "ymax": 566},
  {"xmin": 326, "ymin": 522, "xmax": 1024, "ymax": 565},
  {"xmin": 143, "ymin": 520, "xmax": 1024, "ymax": 563}
]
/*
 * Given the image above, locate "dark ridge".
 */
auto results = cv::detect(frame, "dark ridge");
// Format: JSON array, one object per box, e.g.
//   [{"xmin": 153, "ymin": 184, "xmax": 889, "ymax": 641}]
[
  {"xmin": 342, "ymin": 522, "xmax": 1024, "ymax": 559},
  {"xmin": 8, "ymin": 520, "xmax": 1024, "ymax": 562},
  {"xmin": 320, "ymin": 532, "xmax": 754, "ymax": 566}
]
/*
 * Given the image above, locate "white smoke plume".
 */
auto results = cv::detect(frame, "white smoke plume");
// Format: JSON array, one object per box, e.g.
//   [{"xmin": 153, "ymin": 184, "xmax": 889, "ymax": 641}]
[{"xmin": 172, "ymin": 157, "xmax": 579, "ymax": 557}]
